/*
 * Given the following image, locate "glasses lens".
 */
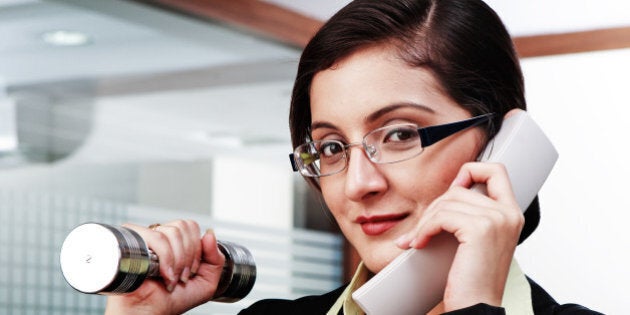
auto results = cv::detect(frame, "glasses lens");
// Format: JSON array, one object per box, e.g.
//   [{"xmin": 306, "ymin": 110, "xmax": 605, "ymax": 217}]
[
  {"xmin": 365, "ymin": 124, "xmax": 423, "ymax": 163},
  {"xmin": 295, "ymin": 140, "xmax": 347, "ymax": 177}
]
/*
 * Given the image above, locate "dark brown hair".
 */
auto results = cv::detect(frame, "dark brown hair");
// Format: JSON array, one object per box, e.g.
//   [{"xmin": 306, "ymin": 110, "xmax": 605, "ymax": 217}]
[{"xmin": 289, "ymin": 0, "xmax": 538, "ymax": 243}]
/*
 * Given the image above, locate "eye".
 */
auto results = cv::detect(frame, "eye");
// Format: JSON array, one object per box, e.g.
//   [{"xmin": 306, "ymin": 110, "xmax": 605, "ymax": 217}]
[
  {"xmin": 319, "ymin": 141, "xmax": 344, "ymax": 157},
  {"xmin": 383, "ymin": 127, "xmax": 417, "ymax": 143}
]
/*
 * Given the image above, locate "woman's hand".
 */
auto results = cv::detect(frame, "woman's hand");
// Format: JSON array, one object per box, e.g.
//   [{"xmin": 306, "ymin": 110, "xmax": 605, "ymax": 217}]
[
  {"xmin": 396, "ymin": 162, "xmax": 524, "ymax": 311},
  {"xmin": 105, "ymin": 220, "xmax": 226, "ymax": 315}
]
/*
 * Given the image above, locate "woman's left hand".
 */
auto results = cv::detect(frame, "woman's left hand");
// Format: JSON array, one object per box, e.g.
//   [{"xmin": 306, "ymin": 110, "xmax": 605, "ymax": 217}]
[{"xmin": 396, "ymin": 161, "xmax": 524, "ymax": 311}]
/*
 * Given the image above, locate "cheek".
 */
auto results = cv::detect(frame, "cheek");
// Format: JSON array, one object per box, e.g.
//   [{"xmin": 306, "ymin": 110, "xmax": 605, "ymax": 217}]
[
  {"xmin": 320, "ymin": 178, "xmax": 346, "ymax": 217},
  {"xmin": 390, "ymin": 158, "xmax": 459, "ymax": 192},
  {"xmin": 431, "ymin": 160, "xmax": 464, "ymax": 187},
  {"xmin": 410, "ymin": 132, "xmax": 484, "ymax": 191},
  {"xmin": 384, "ymin": 169, "xmax": 449, "ymax": 212},
  {"xmin": 388, "ymin": 146, "xmax": 477, "ymax": 204}
]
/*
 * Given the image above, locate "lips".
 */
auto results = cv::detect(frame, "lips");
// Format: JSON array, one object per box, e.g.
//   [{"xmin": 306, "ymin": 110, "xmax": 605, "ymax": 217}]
[{"xmin": 356, "ymin": 213, "xmax": 409, "ymax": 236}]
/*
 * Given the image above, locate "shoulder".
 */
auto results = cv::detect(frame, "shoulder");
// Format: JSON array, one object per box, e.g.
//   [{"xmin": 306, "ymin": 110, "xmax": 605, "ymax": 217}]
[
  {"xmin": 238, "ymin": 285, "xmax": 347, "ymax": 315},
  {"xmin": 528, "ymin": 276, "xmax": 603, "ymax": 315}
]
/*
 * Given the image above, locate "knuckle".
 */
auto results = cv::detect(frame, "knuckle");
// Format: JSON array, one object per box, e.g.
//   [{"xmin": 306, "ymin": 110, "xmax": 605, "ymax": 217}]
[
  {"xmin": 513, "ymin": 212, "xmax": 525, "ymax": 229},
  {"xmin": 479, "ymin": 216, "xmax": 495, "ymax": 231},
  {"xmin": 184, "ymin": 219, "xmax": 194, "ymax": 229},
  {"xmin": 170, "ymin": 220, "xmax": 187, "ymax": 230},
  {"xmin": 155, "ymin": 231, "xmax": 169, "ymax": 243},
  {"xmin": 161, "ymin": 225, "xmax": 183, "ymax": 240},
  {"xmin": 493, "ymin": 162, "xmax": 508, "ymax": 175},
  {"xmin": 186, "ymin": 219, "xmax": 200, "ymax": 231},
  {"xmin": 497, "ymin": 208, "xmax": 524, "ymax": 234}
]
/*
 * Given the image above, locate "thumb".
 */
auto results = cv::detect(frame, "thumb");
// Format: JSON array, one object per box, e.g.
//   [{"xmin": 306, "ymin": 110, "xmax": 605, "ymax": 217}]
[{"xmin": 201, "ymin": 229, "xmax": 225, "ymax": 267}]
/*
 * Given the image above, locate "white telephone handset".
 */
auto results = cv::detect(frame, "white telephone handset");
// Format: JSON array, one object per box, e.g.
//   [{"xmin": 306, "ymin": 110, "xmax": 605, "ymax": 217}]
[{"xmin": 352, "ymin": 110, "xmax": 558, "ymax": 314}]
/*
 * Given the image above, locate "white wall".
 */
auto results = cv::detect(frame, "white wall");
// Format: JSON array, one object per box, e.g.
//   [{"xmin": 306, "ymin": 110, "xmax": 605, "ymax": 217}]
[
  {"xmin": 0, "ymin": 90, "xmax": 17, "ymax": 152},
  {"xmin": 212, "ymin": 155, "xmax": 294, "ymax": 229},
  {"xmin": 485, "ymin": 0, "xmax": 630, "ymax": 36},
  {"xmin": 515, "ymin": 48, "xmax": 630, "ymax": 314}
]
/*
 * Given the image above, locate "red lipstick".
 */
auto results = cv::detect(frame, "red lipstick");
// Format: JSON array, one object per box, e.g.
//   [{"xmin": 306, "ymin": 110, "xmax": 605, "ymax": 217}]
[{"xmin": 356, "ymin": 213, "xmax": 408, "ymax": 236}]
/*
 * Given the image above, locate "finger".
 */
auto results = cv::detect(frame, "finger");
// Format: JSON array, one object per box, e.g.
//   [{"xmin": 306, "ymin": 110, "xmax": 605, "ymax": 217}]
[
  {"xmin": 165, "ymin": 220, "xmax": 200, "ymax": 283},
  {"xmin": 159, "ymin": 223, "xmax": 187, "ymax": 285},
  {"xmin": 440, "ymin": 185, "xmax": 499, "ymax": 211},
  {"xmin": 164, "ymin": 229, "xmax": 226, "ymax": 310},
  {"xmin": 410, "ymin": 201, "xmax": 522, "ymax": 249},
  {"xmin": 408, "ymin": 200, "xmax": 474, "ymax": 248},
  {"xmin": 410, "ymin": 189, "xmax": 487, "ymax": 236},
  {"xmin": 183, "ymin": 220, "xmax": 202, "ymax": 277},
  {"xmin": 409, "ymin": 207, "xmax": 485, "ymax": 249},
  {"xmin": 452, "ymin": 162, "xmax": 518, "ymax": 207},
  {"xmin": 448, "ymin": 184, "xmax": 521, "ymax": 216},
  {"xmin": 395, "ymin": 192, "xmax": 466, "ymax": 249},
  {"xmin": 201, "ymin": 229, "xmax": 224, "ymax": 266},
  {"xmin": 123, "ymin": 223, "xmax": 178, "ymax": 291},
  {"xmin": 444, "ymin": 177, "xmax": 524, "ymax": 232}
]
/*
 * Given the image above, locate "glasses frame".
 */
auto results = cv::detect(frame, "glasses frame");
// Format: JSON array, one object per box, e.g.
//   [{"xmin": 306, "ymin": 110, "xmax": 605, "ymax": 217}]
[{"xmin": 289, "ymin": 113, "xmax": 494, "ymax": 177}]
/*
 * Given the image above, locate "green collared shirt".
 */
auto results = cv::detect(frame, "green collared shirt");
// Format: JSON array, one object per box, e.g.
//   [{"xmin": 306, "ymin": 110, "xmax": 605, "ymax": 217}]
[{"xmin": 327, "ymin": 259, "xmax": 534, "ymax": 315}]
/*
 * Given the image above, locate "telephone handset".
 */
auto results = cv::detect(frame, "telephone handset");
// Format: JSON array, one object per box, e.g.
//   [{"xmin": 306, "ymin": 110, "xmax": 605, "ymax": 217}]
[{"xmin": 351, "ymin": 110, "xmax": 558, "ymax": 314}]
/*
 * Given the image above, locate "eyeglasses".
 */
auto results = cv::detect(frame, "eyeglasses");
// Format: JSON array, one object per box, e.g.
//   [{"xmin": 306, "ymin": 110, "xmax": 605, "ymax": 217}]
[{"xmin": 289, "ymin": 113, "xmax": 494, "ymax": 177}]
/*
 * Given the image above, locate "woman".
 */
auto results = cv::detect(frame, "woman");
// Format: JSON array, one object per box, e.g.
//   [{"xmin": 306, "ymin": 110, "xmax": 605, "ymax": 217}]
[{"xmin": 106, "ymin": 0, "xmax": 600, "ymax": 314}]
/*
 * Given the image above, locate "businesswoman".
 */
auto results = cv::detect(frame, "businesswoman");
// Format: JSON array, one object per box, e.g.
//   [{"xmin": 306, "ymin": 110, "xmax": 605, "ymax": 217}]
[{"xmin": 106, "ymin": 0, "xmax": 600, "ymax": 314}]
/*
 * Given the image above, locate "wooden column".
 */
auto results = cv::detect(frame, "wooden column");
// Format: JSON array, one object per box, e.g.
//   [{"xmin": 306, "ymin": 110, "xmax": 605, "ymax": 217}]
[{"xmin": 136, "ymin": 0, "xmax": 322, "ymax": 47}]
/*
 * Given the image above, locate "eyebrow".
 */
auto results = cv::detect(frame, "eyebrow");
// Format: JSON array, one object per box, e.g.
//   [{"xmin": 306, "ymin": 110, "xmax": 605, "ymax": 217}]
[
  {"xmin": 310, "ymin": 121, "xmax": 338, "ymax": 131},
  {"xmin": 365, "ymin": 102, "xmax": 435, "ymax": 123},
  {"xmin": 310, "ymin": 102, "xmax": 435, "ymax": 132}
]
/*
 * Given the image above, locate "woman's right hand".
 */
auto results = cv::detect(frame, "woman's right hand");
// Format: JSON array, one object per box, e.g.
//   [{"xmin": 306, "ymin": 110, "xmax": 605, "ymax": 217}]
[
  {"xmin": 104, "ymin": 220, "xmax": 226, "ymax": 315},
  {"xmin": 396, "ymin": 162, "xmax": 524, "ymax": 311}
]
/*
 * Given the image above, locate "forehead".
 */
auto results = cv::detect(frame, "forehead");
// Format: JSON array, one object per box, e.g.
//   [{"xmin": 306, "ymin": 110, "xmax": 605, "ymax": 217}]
[{"xmin": 309, "ymin": 45, "xmax": 465, "ymax": 130}]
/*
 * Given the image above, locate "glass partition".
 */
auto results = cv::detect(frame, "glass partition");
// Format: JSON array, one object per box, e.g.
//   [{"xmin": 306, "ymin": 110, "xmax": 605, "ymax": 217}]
[{"xmin": 0, "ymin": 0, "xmax": 342, "ymax": 313}]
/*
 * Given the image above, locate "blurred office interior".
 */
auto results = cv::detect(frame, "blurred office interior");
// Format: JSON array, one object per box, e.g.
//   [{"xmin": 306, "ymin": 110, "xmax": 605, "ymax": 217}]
[{"xmin": 0, "ymin": 0, "xmax": 628, "ymax": 314}]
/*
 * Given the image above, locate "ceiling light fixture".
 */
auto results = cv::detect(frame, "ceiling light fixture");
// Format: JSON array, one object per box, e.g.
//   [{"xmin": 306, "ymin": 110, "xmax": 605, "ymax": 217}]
[{"xmin": 41, "ymin": 30, "xmax": 92, "ymax": 46}]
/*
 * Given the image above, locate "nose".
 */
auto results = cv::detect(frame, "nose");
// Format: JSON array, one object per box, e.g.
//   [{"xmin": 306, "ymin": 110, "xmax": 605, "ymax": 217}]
[{"xmin": 344, "ymin": 146, "xmax": 388, "ymax": 201}]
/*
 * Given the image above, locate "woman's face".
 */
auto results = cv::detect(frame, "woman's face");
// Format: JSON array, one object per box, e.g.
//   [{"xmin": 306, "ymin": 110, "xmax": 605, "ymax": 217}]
[{"xmin": 310, "ymin": 45, "xmax": 485, "ymax": 273}]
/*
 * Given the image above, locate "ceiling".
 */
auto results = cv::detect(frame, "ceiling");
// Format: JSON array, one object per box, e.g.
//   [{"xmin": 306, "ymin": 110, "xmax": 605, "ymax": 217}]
[
  {"xmin": 1, "ymin": 0, "xmax": 629, "ymax": 166},
  {"xmin": 3, "ymin": 0, "xmax": 628, "ymax": 87},
  {"xmin": 0, "ymin": 0, "xmax": 300, "ymax": 86},
  {"xmin": 0, "ymin": 0, "xmax": 303, "ymax": 165},
  {"xmin": 3, "ymin": 0, "xmax": 628, "ymax": 88}
]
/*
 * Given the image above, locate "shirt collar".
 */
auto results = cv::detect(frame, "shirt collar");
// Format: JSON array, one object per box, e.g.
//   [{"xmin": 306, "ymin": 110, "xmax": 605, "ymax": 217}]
[
  {"xmin": 328, "ymin": 258, "xmax": 534, "ymax": 315},
  {"xmin": 327, "ymin": 261, "xmax": 368, "ymax": 315}
]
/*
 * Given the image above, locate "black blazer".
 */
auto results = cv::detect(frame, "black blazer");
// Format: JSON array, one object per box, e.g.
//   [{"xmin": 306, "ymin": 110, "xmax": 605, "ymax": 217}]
[{"xmin": 238, "ymin": 277, "xmax": 602, "ymax": 315}]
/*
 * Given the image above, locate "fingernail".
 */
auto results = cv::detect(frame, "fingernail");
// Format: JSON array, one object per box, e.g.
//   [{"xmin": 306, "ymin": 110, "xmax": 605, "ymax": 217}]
[
  {"xmin": 169, "ymin": 278, "xmax": 178, "ymax": 292},
  {"xmin": 180, "ymin": 267, "xmax": 190, "ymax": 283},
  {"xmin": 205, "ymin": 228, "xmax": 215, "ymax": 236}
]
